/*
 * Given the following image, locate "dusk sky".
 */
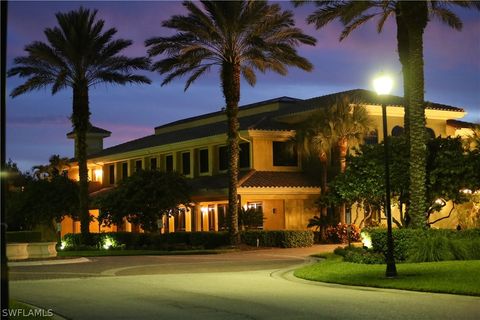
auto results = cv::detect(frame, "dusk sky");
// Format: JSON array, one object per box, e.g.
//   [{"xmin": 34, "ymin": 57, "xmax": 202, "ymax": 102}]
[{"xmin": 6, "ymin": 1, "xmax": 480, "ymax": 172}]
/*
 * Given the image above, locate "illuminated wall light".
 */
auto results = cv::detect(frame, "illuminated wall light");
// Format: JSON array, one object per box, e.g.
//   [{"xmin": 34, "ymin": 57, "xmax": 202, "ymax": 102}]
[
  {"xmin": 201, "ymin": 207, "xmax": 208, "ymax": 214},
  {"xmin": 360, "ymin": 232, "xmax": 372, "ymax": 249}
]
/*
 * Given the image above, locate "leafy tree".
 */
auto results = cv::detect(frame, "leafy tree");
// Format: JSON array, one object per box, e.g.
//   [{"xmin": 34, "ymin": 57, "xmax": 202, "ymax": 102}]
[
  {"xmin": 327, "ymin": 136, "xmax": 480, "ymax": 228},
  {"xmin": 95, "ymin": 170, "xmax": 191, "ymax": 232},
  {"xmin": 296, "ymin": 0, "xmax": 480, "ymax": 228},
  {"xmin": 6, "ymin": 170, "xmax": 78, "ymax": 231},
  {"xmin": 8, "ymin": 7, "xmax": 151, "ymax": 240}
]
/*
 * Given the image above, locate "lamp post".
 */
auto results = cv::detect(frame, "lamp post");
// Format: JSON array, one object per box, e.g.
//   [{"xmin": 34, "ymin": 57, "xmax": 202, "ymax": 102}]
[{"xmin": 373, "ymin": 74, "xmax": 397, "ymax": 278}]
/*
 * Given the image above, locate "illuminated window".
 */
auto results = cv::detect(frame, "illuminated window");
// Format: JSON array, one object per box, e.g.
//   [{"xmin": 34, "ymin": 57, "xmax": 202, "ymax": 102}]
[
  {"xmin": 247, "ymin": 202, "xmax": 263, "ymax": 212},
  {"xmin": 218, "ymin": 204, "xmax": 228, "ymax": 231}
]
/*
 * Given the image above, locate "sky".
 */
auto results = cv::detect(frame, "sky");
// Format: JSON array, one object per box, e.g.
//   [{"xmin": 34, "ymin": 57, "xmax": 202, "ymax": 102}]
[{"xmin": 5, "ymin": 1, "xmax": 480, "ymax": 172}]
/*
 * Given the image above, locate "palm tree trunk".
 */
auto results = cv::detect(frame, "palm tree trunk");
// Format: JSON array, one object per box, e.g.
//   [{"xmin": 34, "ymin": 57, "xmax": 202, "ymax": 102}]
[
  {"xmin": 400, "ymin": 1, "xmax": 428, "ymax": 228},
  {"xmin": 72, "ymin": 84, "xmax": 91, "ymax": 241},
  {"xmin": 338, "ymin": 138, "xmax": 348, "ymax": 224},
  {"xmin": 319, "ymin": 153, "xmax": 328, "ymax": 239},
  {"xmin": 222, "ymin": 62, "xmax": 241, "ymax": 245},
  {"xmin": 395, "ymin": 7, "xmax": 410, "ymax": 136}
]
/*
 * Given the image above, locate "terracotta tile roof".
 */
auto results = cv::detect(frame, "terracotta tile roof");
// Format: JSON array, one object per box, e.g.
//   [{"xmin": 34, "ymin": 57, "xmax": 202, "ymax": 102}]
[{"xmin": 240, "ymin": 171, "xmax": 320, "ymax": 188}]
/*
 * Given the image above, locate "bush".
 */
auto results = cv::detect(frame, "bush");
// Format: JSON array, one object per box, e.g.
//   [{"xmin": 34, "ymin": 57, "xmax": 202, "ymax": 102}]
[
  {"xmin": 325, "ymin": 223, "xmax": 361, "ymax": 244},
  {"xmin": 6, "ymin": 231, "xmax": 42, "ymax": 243},
  {"xmin": 241, "ymin": 230, "xmax": 314, "ymax": 248},
  {"xmin": 366, "ymin": 228, "xmax": 480, "ymax": 262},
  {"xmin": 61, "ymin": 231, "xmax": 230, "ymax": 250},
  {"xmin": 334, "ymin": 246, "xmax": 384, "ymax": 264}
]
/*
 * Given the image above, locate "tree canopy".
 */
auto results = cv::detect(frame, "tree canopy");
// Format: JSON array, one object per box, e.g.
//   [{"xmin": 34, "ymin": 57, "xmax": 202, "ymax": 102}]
[{"xmin": 95, "ymin": 170, "xmax": 191, "ymax": 232}]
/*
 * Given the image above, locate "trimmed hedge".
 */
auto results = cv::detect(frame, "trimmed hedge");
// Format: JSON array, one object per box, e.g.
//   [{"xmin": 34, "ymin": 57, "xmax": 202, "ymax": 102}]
[
  {"xmin": 6, "ymin": 231, "xmax": 42, "ymax": 243},
  {"xmin": 365, "ymin": 228, "xmax": 480, "ymax": 262},
  {"xmin": 62, "ymin": 231, "xmax": 230, "ymax": 250},
  {"xmin": 241, "ymin": 230, "xmax": 314, "ymax": 248}
]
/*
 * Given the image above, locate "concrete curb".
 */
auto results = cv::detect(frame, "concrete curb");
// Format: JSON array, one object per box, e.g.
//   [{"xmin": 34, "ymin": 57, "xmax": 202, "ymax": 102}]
[{"xmin": 8, "ymin": 257, "xmax": 90, "ymax": 267}]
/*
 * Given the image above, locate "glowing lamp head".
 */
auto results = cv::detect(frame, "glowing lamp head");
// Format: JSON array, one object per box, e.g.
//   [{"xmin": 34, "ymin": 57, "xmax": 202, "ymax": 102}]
[{"xmin": 373, "ymin": 74, "xmax": 393, "ymax": 95}]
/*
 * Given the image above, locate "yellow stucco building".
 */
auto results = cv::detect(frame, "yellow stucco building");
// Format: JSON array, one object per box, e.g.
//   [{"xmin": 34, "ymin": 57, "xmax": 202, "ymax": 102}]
[{"xmin": 61, "ymin": 89, "xmax": 476, "ymax": 236}]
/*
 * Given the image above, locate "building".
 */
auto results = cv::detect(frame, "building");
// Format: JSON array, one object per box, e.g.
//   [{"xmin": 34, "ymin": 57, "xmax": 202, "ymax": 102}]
[{"xmin": 60, "ymin": 89, "xmax": 476, "ymax": 236}]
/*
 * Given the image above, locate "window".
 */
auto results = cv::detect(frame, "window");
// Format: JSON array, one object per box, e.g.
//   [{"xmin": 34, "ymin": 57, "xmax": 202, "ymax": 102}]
[
  {"xmin": 165, "ymin": 155, "xmax": 173, "ymax": 172},
  {"xmin": 109, "ymin": 164, "xmax": 115, "ymax": 184},
  {"xmin": 135, "ymin": 160, "xmax": 142, "ymax": 172},
  {"xmin": 391, "ymin": 126, "xmax": 404, "ymax": 137},
  {"xmin": 218, "ymin": 146, "xmax": 228, "ymax": 171},
  {"xmin": 122, "ymin": 162, "xmax": 128, "ymax": 179},
  {"xmin": 247, "ymin": 202, "xmax": 263, "ymax": 212},
  {"xmin": 150, "ymin": 158, "xmax": 157, "ymax": 170},
  {"xmin": 208, "ymin": 205, "xmax": 215, "ymax": 231},
  {"xmin": 365, "ymin": 130, "xmax": 378, "ymax": 145},
  {"xmin": 174, "ymin": 209, "xmax": 186, "ymax": 232},
  {"xmin": 182, "ymin": 152, "xmax": 191, "ymax": 175},
  {"xmin": 218, "ymin": 204, "xmax": 228, "ymax": 231},
  {"xmin": 199, "ymin": 149, "xmax": 209, "ymax": 173},
  {"xmin": 218, "ymin": 143, "xmax": 249, "ymax": 171},
  {"xmin": 273, "ymin": 141, "xmax": 297, "ymax": 166},
  {"xmin": 426, "ymin": 127, "xmax": 436, "ymax": 139},
  {"xmin": 239, "ymin": 142, "xmax": 250, "ymax": 168}
]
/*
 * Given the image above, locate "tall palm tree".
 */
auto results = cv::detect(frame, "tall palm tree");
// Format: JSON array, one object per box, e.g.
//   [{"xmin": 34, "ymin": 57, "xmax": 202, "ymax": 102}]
[
  {"xmin": 8, "ymin": 7, "xmax": 151, "ymax": 240},
  {"xmin": 299, "ymin": 0, "xmax": 480, "ymax": 227},
  {"xmin": 296, "ymin": 96, "xmax": 371, "ymax": 223},
  {"xmin": 146, "ymin": 1, "xmax": 316, "ymax": 244}
]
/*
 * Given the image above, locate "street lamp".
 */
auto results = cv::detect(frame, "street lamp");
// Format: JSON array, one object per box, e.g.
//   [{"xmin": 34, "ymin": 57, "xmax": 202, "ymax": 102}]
[{"xmin": 373, "ymin": 74, "xmax": 397, "ymax": 278}]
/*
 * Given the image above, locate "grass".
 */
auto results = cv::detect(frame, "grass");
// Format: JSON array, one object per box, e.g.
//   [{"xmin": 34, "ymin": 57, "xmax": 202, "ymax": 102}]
[
  {"xmin": 7, "ymin": 301, "xmax": 54, "ymax": 319},
  {"xmin": 58, "ymin": 248, "xmax": 233, "ymax": 257},
  {"xmin": 294, "ymin": 254, "xmax": 480, "ymax": 296}
]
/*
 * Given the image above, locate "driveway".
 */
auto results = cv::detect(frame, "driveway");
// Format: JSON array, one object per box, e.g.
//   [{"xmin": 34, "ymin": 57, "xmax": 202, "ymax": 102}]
[{"xmin": 9, "ymin": 245, "xmax": 480, "ymax": 319}]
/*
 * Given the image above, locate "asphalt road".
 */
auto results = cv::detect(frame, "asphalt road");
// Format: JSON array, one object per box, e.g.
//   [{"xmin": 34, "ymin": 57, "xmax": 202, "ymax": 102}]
[{"xmin": 8, "ymin": 246, "xmax": 480, "ymax": 320}]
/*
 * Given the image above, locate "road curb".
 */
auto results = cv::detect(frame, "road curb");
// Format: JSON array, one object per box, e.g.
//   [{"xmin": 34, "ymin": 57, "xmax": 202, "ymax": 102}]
[{"xmin": 8, "ymin": 257, "xmax": 90, "ymax": 267}]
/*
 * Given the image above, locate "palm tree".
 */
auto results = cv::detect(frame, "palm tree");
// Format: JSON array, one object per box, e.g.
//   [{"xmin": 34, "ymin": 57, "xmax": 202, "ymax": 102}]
[
  {"xmin": 296, "ymin": 96, "xmax": 371, "ymax": 223},
  {"xmin": 145, "ymin": 1, "xmax": 316, "ymax": 244},
  {"xmin": 32, "ymin": 154, "xmax": 71, "ymax": 180},
  {"xmin": 8, "ymin": 7, "xmax": 151, "ymax": 240},
  {"xmin": 298, "ymin": 0, "xmax": 480, "ymax": 227}
]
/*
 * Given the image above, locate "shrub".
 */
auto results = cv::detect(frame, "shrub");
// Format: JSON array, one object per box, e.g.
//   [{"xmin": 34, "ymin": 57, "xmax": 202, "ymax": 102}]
[
  {"xmin": 61, "ymin": 231, "xmax": 230, "ymax": 250},
  {"xmin": 367, "ymin": 228, "xmax": 480, "ymax": 262},
  {"xmin": 344, "ymin": 247, "xmax": 385, "ymax": 264},
  {"xmin": 6, "ymin": 231, "xmax": 42, "ymax": 243},
  {"xmin": 241, "ymin": 230, "xmax": 313, "ymax": 248},
  {"xmin": 407, "ymin": 235, "xmax": 454, "ymax": 262},
  {"xmin": 325, "ymin": 223, "xmax": 361, "ymax": 244}
]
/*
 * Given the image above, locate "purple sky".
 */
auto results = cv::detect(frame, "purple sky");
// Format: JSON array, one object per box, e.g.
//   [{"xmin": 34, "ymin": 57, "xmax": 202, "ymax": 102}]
[{"xmin": 6, "ymin": 1, "xmax": 480, "ymax": 172}]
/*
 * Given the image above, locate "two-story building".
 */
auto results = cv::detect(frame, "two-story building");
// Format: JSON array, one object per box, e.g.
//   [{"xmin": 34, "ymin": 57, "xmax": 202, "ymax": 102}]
[{"xmin": 60, "ymin": 89, "xmax": 475, "ymax": 236}]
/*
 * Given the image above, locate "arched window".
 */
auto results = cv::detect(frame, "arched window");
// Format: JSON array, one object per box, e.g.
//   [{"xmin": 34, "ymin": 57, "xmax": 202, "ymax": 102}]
[
  {"xmin": 426, "ymin": 127, "xmax": 436, "ymax": 139},
  {"xmin": 391, "ymin": 126, "xmax": 405, "ymax": 137},
  {"xmin": 364, "ymin": 130, "xmax": 378, "ymax": 145}
]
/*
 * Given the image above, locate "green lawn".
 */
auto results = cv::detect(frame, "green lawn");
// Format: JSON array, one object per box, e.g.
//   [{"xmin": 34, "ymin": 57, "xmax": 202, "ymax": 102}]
[
  {"xmin": 7, "ymin": 301, "xmax": 54, "ymax": 319},
  {"xmin": 294, "ymin": 254, "xmax": 480, "ymax": 296},
  {"xmin": 58, "ymin": 248, "xmax": 233, "ymax": 257}
]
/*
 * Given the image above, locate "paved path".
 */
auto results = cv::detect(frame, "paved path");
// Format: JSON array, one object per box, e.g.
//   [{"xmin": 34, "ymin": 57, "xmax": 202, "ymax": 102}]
[{"xmin": 9, "ymin": 245, "xmax": 480, "ymax": 320}]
